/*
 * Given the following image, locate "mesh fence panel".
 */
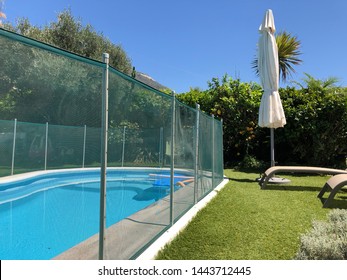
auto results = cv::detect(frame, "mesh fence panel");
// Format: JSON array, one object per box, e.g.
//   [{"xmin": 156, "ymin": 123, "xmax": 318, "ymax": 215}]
[
  {"xmin": 84, "ymin": 126, "xmax": 102, "ymax": 167},
  {"xmin": 0, "ymin": 28, "xmax": 224, "ymax": 260},
  {"xmin": 15, "ymin": 120, "xmax": 47, "ymax": 172},
  {"xmin": 0, "ymin": 119, "xmax": 15, "ymax": 176},
  {"xmin": 47, "ymin": 124, "xmax": 85, "ymax": 168},
  {"xmin": 214, "ymin": 119, "xmax": 224, "ymax": 184},
  {"xmin": 0, "ymin": 29, "xmax": 103, "ymax": 260},
  {"xmin": 197, "ymin": 112, "xmax": 213, "ymax": 200},
  {"xmin": 104, "ymin": 69, "xmax": 173, "ymax": 259},
  {"xmin": 173, "ymin": 101, "xmax": 196, "ymax": 221}
]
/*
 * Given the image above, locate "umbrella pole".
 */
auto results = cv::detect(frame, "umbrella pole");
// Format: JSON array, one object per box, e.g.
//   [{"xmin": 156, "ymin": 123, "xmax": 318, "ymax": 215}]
[
  {"xmin": 270, "ymin": 128, "xmax": 275, "ymax": 167},
  {"xmin": 268, "ymin": 127, "xmax": 290, "ymax": 183}
]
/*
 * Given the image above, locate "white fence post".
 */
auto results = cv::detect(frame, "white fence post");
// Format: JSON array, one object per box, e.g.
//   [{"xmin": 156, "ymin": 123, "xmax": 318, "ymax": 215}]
[
  {"xmin": 44, "ymin": 122, "xmax": 48, "ymax": 170},
  {"xmin": 82, "ymin": 125, "xmax": 87, "ymax": 168},
  {"xmin": 11, "ymin": 118, "xmax": 17, "ymax": 175},
  {"xmin": 121, "ymin": 126, "xmax": 126, "ymax": 167},
  {"xmin": 194, "ymin": 104, "xmax": 200, "ymax": 204},
  {"xmin": 170, "ymin": 91, "xmax": 176, "ymax": 226},
  {"xmin": 211, "ymin": 115, "xmax": 215, "ymax": 189},
  {"xmin": 159, "ymin": 127, "xmax": 163, "ymax": 167}
]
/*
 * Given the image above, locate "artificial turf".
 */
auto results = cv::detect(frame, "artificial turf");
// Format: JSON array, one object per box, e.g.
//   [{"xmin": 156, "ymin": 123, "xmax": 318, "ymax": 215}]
[{"xmin": 155, "ymin": 169, "xmax": 347, "ymax": 260}]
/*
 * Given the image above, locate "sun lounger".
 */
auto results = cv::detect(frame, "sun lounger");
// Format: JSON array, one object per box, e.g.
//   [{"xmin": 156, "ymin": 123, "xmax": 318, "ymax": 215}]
[
  {"xmin": 259, "ymin": 166, "xmax": 347, "ymax": 189},
  {"xmin": 317, "ymin": 174, "xmax": 347, "ymax": 208}
]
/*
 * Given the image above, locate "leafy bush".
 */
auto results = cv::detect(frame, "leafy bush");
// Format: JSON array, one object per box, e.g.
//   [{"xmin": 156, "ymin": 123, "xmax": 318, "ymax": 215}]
[
  {"xmin": 178, "ymin": 75, "xmax": 347, "ymax": 168},
  {"xmin": 178, "ymin": 75, "xmax": 264, "ymax": 167},
  {"xmin": 277, "ymin": 86, "xmax": 347, "ymax": 167},
  {"xmin": 295, "ymin": 209, "xmax": 347, "ymax": 260},
  {"xmin": 236, "ymin": 154, "xmax": 266, "ymax": 170}
]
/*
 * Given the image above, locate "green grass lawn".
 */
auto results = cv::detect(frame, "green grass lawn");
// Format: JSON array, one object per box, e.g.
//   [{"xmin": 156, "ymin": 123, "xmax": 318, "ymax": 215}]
[{"xmin": 155, "ymin": 169, "xmax": 347, "ymax": 260}]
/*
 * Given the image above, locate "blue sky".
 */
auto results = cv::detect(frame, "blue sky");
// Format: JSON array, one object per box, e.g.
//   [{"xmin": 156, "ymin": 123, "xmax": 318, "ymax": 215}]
[{"xmin": 1, "ymin": 0, "xmax": 347, "ymax": 93}]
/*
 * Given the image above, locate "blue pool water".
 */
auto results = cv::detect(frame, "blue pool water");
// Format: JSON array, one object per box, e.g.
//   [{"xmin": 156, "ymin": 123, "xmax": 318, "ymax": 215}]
[{"xmin": 0, "ymin": 168, "xmax": 190, "ymax": 260}]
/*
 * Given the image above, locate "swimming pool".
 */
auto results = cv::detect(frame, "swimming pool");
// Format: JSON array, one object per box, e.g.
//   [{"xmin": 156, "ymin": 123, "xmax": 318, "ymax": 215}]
[{"xmin": 0, "ymin": 168, "xmax": 192, "ymax": 260}]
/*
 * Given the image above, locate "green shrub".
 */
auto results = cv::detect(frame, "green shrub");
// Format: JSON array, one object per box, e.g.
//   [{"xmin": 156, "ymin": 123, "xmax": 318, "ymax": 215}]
[
  {"xmin": 237, "ymin": 154, "xmax": 265, "ymax": 170},
  {"xmin": 178, "ymin": 75, "xmax": 264, "ymax": 167},
  {"xmin": 295, "ymin": 209, "xmax": 347, "ymax": 260},
  {"xmin": 277, "ymin": 87, "xmax": 347, "ymax": 167},
  {"xmin": 178, "ymin": 75, "xmax": 347, "ymax": 168}
]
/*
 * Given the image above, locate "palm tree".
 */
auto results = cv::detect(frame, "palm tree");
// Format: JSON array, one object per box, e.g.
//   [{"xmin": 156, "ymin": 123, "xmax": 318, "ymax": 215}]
[
  {"xmin": 253, "ymin": 31, "xmax": 303, "ymax": 83},
  {"xmin": 292, "ymin": 73, "xmax": 340, "ymax": 93}
]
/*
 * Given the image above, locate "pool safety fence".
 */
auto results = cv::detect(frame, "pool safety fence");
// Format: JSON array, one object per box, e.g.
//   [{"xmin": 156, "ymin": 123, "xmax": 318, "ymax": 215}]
[{"xmin": 0, "ymin": 27, "xmax": 224, "ymax": 260}]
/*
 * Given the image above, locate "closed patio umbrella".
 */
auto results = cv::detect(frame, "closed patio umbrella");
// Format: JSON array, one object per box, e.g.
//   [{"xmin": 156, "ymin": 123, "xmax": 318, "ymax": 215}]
[{"xmin": 258, "ymin": 9, "xmax": 286, "ymax": 167}]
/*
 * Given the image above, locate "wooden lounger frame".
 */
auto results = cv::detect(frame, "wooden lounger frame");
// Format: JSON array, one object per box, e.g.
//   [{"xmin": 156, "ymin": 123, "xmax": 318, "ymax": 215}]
[
  {"xmin": 317, "ymin": 174, "xmax": 347, "ymax": 208},
  {"xmin": 259, "ymin": 166, "xmax": 347, "ymax": 189}
]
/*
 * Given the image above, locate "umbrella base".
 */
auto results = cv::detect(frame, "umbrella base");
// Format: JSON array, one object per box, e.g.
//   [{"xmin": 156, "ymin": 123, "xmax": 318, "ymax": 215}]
[
  {"xmin": 256, "ymin": 176, "xmax": 291, "ymax": 184},
  {"xmin": 267, "ymin": 176, "xmax": 291, "ymax": 184}
]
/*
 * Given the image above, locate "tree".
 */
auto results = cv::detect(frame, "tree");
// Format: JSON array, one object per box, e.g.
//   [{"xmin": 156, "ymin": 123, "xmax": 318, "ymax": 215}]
[
  {"xmin": 0, "ymin": 37, "xmax": 103, "ymax": 126},
  {"xmin": 252, "ymin": 31, "xmax": 302, "ymax": 83},
  {"xmin": 3, "ymin": 9, "xmax": 132, "ymax": 74},
  {"xmin": 177, "ymin": 75, "xmax": 264, "ymax": 166},
  {"xmin": 0, "ymin": 0, "xmax": 5, "ymax": 27}
]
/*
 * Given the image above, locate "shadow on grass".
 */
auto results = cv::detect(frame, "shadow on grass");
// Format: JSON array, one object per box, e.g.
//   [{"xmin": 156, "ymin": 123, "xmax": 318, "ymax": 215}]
[
  {"xmin": 263, "ymin": 185, "xmax": 323, "ymax": 192},
  {"xmin": 318, "ymin": 189, "xmax": 347, "ymax": 209},
  {"xmin": 227, "ymin": 177, "xmax": 324, "ymax": 192},
  {"xmin": 318, "ymin": 197, "xmax": 347, "ymax": 209},
  {"xmin": 227, "ymin": 177, "xmax": 258, "ymax": 184}
]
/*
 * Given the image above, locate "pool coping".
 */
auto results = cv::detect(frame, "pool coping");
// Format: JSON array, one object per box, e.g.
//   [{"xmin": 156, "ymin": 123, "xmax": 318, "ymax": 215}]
[
  {"xmin": 0, "ymin": 167, "xmax": 187, "ymax": 183},
  {"xmin": 53, "ymin": 177, "xmax": 229, "ymax": 260},
  {"xmin": 136, "ymin": 177, "xmax": 229, "ymax": 260}
]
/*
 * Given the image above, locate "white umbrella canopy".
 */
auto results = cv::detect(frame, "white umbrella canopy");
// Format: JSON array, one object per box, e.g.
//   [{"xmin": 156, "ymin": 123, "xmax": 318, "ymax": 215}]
[
  {"xmin": 257, "ymin": 9, "xmax": 286, "ymax": 167},
  {"xmin": 258, "ymin": 9, "xmax": 286, "ymax": 128}
]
